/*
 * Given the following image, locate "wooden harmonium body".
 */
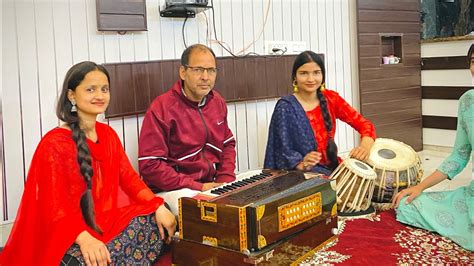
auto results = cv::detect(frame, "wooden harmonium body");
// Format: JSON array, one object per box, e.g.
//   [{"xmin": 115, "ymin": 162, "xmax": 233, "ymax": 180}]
[{"xmin": 178, "ymin": 170, "xmax": 337, "ymax": 253}]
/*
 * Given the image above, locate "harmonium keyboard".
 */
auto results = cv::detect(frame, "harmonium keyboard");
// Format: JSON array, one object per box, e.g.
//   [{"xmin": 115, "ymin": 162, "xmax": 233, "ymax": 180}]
[{"xmin": 178, "ymin": 170, "xmax": 337, "ymax": 253}]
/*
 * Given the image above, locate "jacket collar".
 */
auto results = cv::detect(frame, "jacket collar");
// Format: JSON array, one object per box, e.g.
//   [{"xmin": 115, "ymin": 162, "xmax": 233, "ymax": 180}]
[{"xmin": 171, "ymin": 80, "xmax": 214, "ymax": 108}]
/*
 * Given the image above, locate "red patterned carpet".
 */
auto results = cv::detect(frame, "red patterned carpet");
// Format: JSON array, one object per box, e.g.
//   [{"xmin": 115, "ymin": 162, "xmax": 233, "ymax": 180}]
[
  {"xmin": 156, "ymin": 210, "xmax": 474, "ymax": 265},
  {"xmin": 299, "ymin": 210, "xmax": 473, "ymax": 265}
]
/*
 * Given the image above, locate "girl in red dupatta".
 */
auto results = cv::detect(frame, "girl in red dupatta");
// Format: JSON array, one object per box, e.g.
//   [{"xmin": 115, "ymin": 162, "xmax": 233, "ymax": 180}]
[{"xmin": 0, "ymin": 61, "xmax": 176, "ymax": 265}]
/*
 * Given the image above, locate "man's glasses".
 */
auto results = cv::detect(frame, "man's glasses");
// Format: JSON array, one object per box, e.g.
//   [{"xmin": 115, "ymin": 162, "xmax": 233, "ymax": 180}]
[{"xmin": 184, "ymin": 65, "xmax": 218, "ymax": 75}]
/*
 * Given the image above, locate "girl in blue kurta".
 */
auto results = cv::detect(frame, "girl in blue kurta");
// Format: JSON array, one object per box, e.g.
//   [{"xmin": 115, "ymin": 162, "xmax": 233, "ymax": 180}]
[
  {"xmin": 264, "ymin": 51, "xmax": 376, "ymax": 176},
  {"xmin": 393, "ymin": 45, "xmax": 474, "ymax": 251}
]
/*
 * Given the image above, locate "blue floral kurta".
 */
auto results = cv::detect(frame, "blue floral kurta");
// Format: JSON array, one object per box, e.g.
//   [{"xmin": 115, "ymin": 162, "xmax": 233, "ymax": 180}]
[
  {"xmin": 264, "ymin": 90, "xmax": 376, "ymax": 175},
  {"xmin": 396, "ymin": 89, "xmax": 474, "ymax": 251}
]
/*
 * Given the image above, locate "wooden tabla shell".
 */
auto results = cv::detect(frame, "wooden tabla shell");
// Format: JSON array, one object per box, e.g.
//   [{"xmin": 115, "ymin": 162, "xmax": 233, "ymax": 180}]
[
  {"xmin": 367, "ymin": 138, "xmax": 423, "ymax": 205},
  {"xmin": 330, "ymin": 158, "xmax": 377, "ymax": 213}
]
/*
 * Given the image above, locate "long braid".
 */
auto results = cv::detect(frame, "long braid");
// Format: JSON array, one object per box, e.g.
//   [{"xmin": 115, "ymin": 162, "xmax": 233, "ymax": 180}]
[
  {"xmin": 70, "ymin": 122, "xmax": 102, "ymax": 233},
  {"xmin": 317, "ymin": 88, "xmax": 339, "ymax": 171},
  {"xmin": 57, "ymin": 62, "xmax": 109, "ymax": 233}
]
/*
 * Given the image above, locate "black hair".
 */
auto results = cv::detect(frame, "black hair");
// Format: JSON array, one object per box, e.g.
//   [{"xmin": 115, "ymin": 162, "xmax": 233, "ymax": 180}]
[
  {"xmin": 56, "ymin": 61, "xmax": 110, "ymax": 233},
  {"xmin": 181, "ymin": 44, "xmax": 216, "ymax": 66},
  {"xmin": 292, "ymin": 51, "xmax": 338, "ymax": 171}
]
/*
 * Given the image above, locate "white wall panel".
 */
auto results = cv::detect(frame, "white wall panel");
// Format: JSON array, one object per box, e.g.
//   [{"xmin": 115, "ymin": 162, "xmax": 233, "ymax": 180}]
[
  {"xmin": 421, "ymin": 69, "xmax": 472, "ymax": 86},
  {"xmin": 103, "ymin": 33, "xmax": 120, "ymax": 63},
  {"xmin": 146, "ymin": 0, "xmax": 163, "ymax": 60},
  {"xmin": 263, "ymin": 0, "xmax": 274, "ymax": 43},
  {"xmin": 2, "ymin": 0, "xmax": 358, "ymax": 224},
  {"xmin": 109, "ymin": 118, "xmax": 124, "ymax": 146},
  {"xmin": 271, "ymin": 0, "xmax": 283, "ymax": 41},
  {"xmin": 235, "ymin": 102, "xmax": 249, "ymax": 172},
  {"xmin": 160, "ymin": 18, "xmax": 176, "ymax": 59},
  {"xmin": 423, "ymin": 128, "xmax": 457, "ymax": 148},
  {"xmin": 241, "ymin": 0, "xmax": 254, "ymax": 54},
  {"xmin": 308, "ymin": 1, "xmax": 319, "ymax": 52},
  {"xmin": 316, "ymin": 0, "xmax": 327, "ymax": 56},
  {"xmin": 341, "ymin": 0, "xmax": 355, "ymax": 152},
  {"xmin": 251, "ymin": 0, "xmax": 265, "ymax": 54},
  {"xmin": 70, "ymin": 0, "xmax": 90, "ymax": 63},
  {"xmin": 289, "ymin": 0, "xmax": 300, "ymax": 41},
  {"xmin": 421, "ymin": 40, "xmax": 473, "ymax": 57},
  {"xmin": 172, "ymin": 18, "xmax": 185, "ymax": 58},
  {"xmin": 421, "ymin": 41, "xmax": 473, "ymax": 148},
  {"xmin": 123, "ymin": 115, "xmax": 139, "ymax": 170},
  {"xmin": 2, "ymin": 0, "xmax": 25, "ymax": 220},
  {"xmin": 35, "ymin": 0, "xmax": 59, "ymax": 134},
  {"xmin": 422, "ymin": 99, "xmax": 459, "ymax": 117},
  {"xmin": 300, "ymin": 0, "xmax": 311, "ymax": 51},
  {"xmin": 119, "ymin": 34, "xmax": 136, "ymax": 62},
  {"xmin": 256, "ymin": 100, "xmax": 271, "ymax": 168},
  {"xmin": 52, "ymin": 0, "xmax": 74, "ymax": 91},
  {"xmin": 231, "ymin": 0, "xmax": 244, "ymax": 53},
  {"xmin": 226, "ymin": 103, "xmax": 237, "ymax": 170},
  {"xmin": 245, "ymin": 102, "xmax": 259, "ymax": 170},
  {"xmin": 85, "ymin": 0, "xmax": 105, "ymax": 63},
  {"xmin": 134, "ymin": 32, "xmax": 151, "ymax": 62},
  {"xmin": 15, "ymin": 0, "xmax": 42, "ymax": 179},
  {"xmin": 0, "ymin": 0, "xmax": 4, "ymax": 223}
]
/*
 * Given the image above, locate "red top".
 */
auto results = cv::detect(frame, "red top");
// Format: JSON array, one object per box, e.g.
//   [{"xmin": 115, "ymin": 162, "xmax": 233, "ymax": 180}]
[
  {"xmin": 305, "ymin": 89, "xmax": 376, "ymax": 165},
  {"xmin": 0, "ymin": 122, "xmax": 163, "ymax": 266}
]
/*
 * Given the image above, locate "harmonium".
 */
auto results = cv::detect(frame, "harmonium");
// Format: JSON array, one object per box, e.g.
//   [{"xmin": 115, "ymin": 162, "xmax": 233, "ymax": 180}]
[{"xmin": 175, "ymin": 170, "xmax": 338, "ymax": 265}]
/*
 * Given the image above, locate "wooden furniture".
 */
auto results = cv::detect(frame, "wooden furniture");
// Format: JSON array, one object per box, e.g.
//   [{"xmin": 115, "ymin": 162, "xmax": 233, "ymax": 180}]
[
  {"xmin": 172, "ymin": 212, "xmax": 337, "ymax": 265},
  {"xmin": 102, "ymin": 54, "xmax": 303, "ymax": 118},
  {"xmin": 96, "ymin": 0, "xmax": 147, "ymax": 31},
  {"xmin": 356, "ymin": 0, "xmax": 422, "ymax": 150},
  {"xmin": 179, "ymin": 171, "xmax": 336, "ymax": 252}
]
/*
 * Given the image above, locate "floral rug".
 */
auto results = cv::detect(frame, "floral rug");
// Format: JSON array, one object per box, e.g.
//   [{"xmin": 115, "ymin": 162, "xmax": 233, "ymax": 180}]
[{"xmin": 299, "ymin": 210, "xmax": 473, "ymax": 265}]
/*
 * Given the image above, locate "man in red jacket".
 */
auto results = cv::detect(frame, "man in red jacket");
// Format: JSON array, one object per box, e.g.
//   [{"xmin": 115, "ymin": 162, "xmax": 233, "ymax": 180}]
[{"xmin": 138, "ymin": 44, "xmax": 236, "ymax": 215}]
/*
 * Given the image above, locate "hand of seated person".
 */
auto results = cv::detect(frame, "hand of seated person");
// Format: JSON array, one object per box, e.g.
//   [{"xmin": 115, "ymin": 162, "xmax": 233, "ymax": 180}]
[
  {"xmin": 201, "ymin": 182, "xmax": 224, "ymax": 191},
  {"xmin": 75, "ymin": 230, "xmax": 111, "ymax": 266},
  {"xmin": 155, "ymin": 205, "xmax": 177, "ymax": 244},
  {"xmin": 296, "ymin": 151, "xmax": 322, "ymax": 171},
  {"xmin": 349, "ymin": 137, "xmax": 374, "ymax": 161},
  {"xmin": 392, "ymin": 185, "xmax": 423, "ymax": 208},
  {"xmin": 349, "ymin": 146, "xmax": 370, "ymax": 161}
]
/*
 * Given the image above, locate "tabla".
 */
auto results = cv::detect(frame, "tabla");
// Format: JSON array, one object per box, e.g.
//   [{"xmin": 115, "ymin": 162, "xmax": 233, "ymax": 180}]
[
  {"xmin": 367, "ymin": 138, "xmax": 423, "ymax": 207},
  {"xmin": 330, "ymin": 158, "xmax": 377, "ymax": 213}
]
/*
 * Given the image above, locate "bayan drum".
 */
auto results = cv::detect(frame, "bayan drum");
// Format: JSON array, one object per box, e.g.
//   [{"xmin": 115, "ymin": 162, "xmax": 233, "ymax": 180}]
[
  {"xmin": 330, "ymin": 158, "xmax": 376, "ymax": 213},
  {"xmin": 367, "ymin": 138, "xmax": 423, "ymax": 207}
]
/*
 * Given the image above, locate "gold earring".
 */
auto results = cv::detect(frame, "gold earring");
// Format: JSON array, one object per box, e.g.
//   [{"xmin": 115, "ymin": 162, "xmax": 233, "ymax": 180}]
[
  {"xmin": 293, "ymin": 81, "xmax": 299, "ymax": 93},
  {"xmin": 320, "ymin": 83, "xmax": 326, "ymax": 92}
]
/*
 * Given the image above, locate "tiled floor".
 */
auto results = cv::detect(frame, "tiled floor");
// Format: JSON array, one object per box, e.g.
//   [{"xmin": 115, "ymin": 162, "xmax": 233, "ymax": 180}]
[{"xmin": 417, "ymin": 150, "xmax": 472, "ymax": 192}]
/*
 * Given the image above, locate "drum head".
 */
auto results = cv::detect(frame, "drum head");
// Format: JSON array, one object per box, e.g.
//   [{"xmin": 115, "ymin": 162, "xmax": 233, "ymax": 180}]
[
  {"xmin": 367, "ymin": 138, "xmax": 418, "ymax": 171},
  {"xmin": 345, "ymin": 158, "xmax": 377, "ymax": 180}
]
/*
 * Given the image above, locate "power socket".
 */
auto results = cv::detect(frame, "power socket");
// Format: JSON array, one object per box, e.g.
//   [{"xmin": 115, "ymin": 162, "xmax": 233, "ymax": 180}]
[
  {"xmin": 265, "ymin": 41, "xmax": 288, "ymax": 55},
  {"xmin": 265, "ymin": 41, "xmax": 307, "ymax": 55}
]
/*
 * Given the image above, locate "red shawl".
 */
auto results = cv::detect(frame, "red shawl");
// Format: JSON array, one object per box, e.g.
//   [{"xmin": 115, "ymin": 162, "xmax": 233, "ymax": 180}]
[{"xmin": 0, "ymin": 122, "xmax": 163, "ymax": 265}]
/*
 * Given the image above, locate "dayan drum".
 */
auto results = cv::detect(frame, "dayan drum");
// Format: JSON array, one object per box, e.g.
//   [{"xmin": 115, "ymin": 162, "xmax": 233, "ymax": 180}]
[
  {"xmin": 367, "ymin": 138, "xmax": 423, "ymax": 205},
  {"xmin": 330, "ymin": 158, "xmax": 377, "ymax": 213}
]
